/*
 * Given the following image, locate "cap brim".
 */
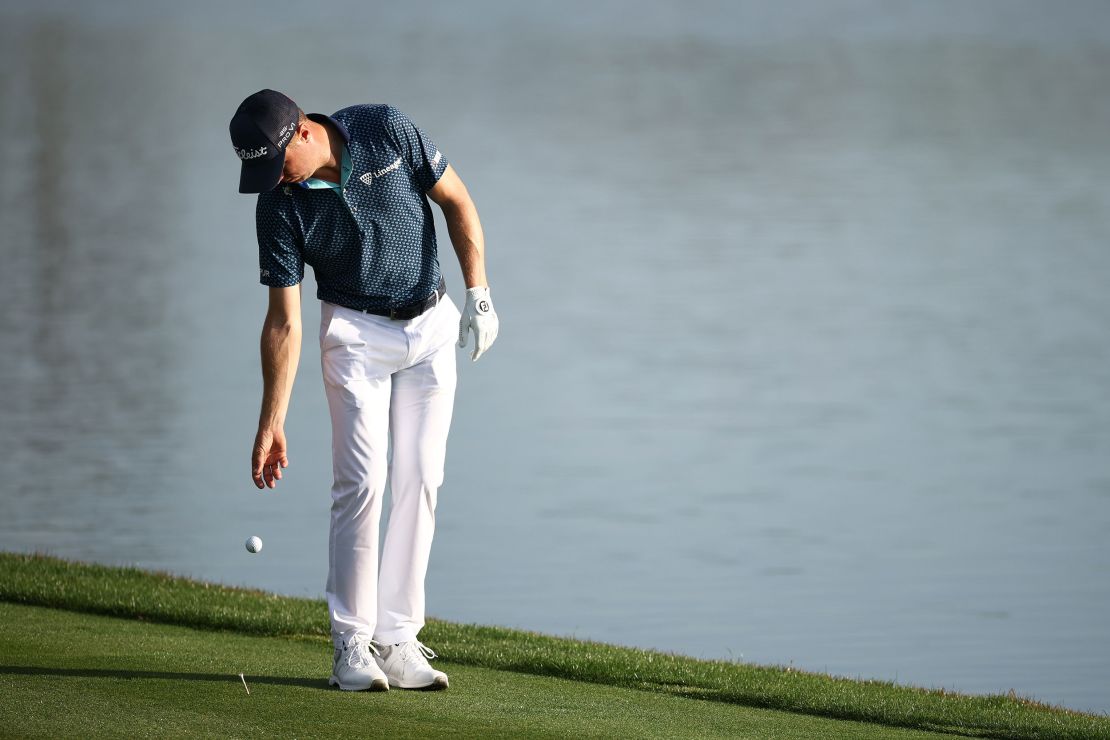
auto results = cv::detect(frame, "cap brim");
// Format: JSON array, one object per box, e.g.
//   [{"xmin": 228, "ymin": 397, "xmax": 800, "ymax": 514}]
[{"xmin": 238, "ymin": 153, "xmax": 285, "ymax": 194}]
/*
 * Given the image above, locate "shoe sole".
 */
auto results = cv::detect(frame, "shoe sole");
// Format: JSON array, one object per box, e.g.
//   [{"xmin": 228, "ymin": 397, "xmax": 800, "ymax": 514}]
[
  {"xmin": 387, "ymin": 675, "xmax": 449, "ymax": 690},
  {"xmin": 329, "ymin": 675, "xmax": 389, "ymax": 691}
]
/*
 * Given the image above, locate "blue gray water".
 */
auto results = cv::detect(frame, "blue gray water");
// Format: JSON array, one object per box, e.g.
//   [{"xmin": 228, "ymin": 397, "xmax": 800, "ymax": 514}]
[{"xmin": 1, "ymin": 0, "xmax": 1108, "ymax": 715}]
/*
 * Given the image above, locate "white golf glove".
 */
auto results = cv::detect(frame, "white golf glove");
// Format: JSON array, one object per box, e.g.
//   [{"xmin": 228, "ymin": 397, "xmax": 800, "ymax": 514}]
[{"xmin": 458, "ymin": 286, "xmax": 499, "ymax": 362}]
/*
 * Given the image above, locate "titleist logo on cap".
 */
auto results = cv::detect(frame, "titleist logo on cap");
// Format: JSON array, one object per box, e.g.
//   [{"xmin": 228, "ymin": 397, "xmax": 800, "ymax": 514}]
[{"xmin": 235, "ymin": 146, "xmax": 269, "ymax": 161}]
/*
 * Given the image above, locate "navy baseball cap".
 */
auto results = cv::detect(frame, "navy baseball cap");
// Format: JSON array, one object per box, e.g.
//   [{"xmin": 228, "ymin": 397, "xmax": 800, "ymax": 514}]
[{"xmin": 229, "ymin": 89, "xmax": 301, "ymax": 193}]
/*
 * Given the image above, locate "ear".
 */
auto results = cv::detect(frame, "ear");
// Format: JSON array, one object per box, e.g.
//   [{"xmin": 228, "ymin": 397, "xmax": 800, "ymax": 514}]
[{"xmin": 294, "ymin": 122, "xmax": 311, "ymax": 145}]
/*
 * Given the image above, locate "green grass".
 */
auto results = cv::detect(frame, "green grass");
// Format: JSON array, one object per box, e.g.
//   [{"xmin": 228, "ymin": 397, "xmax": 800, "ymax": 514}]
[
  {"xmin": 1, "ymin": 552, "xmax": 1107, "ymax": 739},
  {"xmin": 0, "ymin": 602, "xmax": 961, "ymax": 739}
]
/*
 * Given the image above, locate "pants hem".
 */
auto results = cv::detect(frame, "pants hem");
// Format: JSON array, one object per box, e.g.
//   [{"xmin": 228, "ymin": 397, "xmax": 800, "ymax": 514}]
[{"xmin": 374, "ymin": 628, "xmax": 419, "ymax": 644}]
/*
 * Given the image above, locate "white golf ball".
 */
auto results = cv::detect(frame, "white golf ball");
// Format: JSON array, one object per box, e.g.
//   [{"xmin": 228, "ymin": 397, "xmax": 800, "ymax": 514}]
[{"xmin": 245, "ymin": 536, "xmax": 263, "ymax": 554}]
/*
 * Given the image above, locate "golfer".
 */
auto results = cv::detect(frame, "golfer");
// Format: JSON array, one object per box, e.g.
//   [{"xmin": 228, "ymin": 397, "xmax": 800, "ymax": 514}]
[{"xmin": 229, "ymin": 89, "xmax": 498, "ymax": 691}]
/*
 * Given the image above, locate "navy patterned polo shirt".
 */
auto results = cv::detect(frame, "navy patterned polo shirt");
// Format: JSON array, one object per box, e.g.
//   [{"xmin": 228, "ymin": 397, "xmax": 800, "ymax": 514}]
[{"xmin": 255, "ymin": 104, "xmax": 449, "ymax": 310}]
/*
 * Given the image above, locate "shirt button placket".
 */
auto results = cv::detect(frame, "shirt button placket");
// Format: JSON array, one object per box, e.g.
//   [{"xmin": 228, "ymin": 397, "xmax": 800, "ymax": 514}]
[
  {"xmin": 343, "ymin": 192, "xmax": 365, "ymax": 235},
  {"xmin": 343, "ymin": 190, "xmax": 359, "ymax": 215}
]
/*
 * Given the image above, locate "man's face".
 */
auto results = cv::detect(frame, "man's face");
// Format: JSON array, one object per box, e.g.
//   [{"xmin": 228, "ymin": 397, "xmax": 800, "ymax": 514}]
[{"xmin": 279, "ymin": 126, "xmax": 317, "ymax": 185}]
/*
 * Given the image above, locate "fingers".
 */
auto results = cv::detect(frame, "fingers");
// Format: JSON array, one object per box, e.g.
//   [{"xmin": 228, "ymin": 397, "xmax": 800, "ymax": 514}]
[
  {"xmin": 457, "ymin": 315, "xmax": 470, "ymax": 348},
  {"xmin": 470, "ymin": 318, "xmax": 499, "ymax": 362},
  {"xmin": 472, "ymin": 329, "xmax": 491, "ymax": 361},
  {"xmin": 260, "ymin": 459, "xmax": 287, "ymax": 489},
  {"xmin": 252, "ymin": 451, "xmax": 288, "ymax": 489},
  {"xmin": 252, "ymin": 427, "xmax": 289, "ymax": 490},
  {"xmin": 252, "ymin": 450, "xmax": 266, "ymax": 489}
]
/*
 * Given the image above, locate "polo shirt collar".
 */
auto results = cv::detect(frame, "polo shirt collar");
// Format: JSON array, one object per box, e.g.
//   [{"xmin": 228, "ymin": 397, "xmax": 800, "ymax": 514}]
[
  {"xmin": 306, "ymin": 112, "xmax": 350, "ymax": 143},
  {"xmin": 298, "ymin": 112, "xmax": 352, "ymax": 189}
]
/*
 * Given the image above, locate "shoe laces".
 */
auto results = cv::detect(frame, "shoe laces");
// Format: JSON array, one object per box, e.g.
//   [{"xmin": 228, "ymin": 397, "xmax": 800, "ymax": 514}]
[
  {"xmin": 396, "ymin": 640, "xmax": 438, "ymax": 666},
  {"xmin": 344, "ymin": 634, "xmax": 382, "ymax": 668}
]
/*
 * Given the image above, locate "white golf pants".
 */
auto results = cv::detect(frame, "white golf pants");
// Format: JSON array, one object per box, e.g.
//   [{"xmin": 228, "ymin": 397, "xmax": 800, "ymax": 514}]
[{"xmin": 319, "ymin": 294, "xmax": 460, "ymax": 647}]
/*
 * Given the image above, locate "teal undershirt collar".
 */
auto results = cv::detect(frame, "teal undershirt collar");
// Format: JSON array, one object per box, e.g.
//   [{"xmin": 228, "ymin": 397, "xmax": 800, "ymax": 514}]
[{"xmin": 298, "ymin": 146, "xmax": 353, "ymax": 189}]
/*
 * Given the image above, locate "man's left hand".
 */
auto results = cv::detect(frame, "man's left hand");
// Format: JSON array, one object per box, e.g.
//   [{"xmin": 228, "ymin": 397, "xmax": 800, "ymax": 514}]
[{"xmin": 458, "ymin": 286, "xmax": 499, "ymax": 362}]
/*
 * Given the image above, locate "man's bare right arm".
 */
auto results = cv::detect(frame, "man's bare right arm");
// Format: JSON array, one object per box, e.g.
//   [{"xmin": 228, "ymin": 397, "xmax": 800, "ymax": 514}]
[{"xmin": 252, "ymin": 284, "xmax": 302, "ymax": 489}]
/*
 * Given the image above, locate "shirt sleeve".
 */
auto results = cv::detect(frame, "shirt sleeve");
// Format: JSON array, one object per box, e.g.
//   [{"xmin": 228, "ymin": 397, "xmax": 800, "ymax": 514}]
[
  {"xmin": 255, "ymin": 194, "xmax": 304, "ymax": 287},
  {"xmin": 383, "ymin": 106, "xmax": 449, "ymax": 192}
]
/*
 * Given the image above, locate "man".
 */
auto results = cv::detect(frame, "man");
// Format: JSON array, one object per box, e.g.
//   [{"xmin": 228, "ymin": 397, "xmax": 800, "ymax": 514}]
[{"xmin": 229, "ymin": 89, "xmax": 498, "ymax": 692}]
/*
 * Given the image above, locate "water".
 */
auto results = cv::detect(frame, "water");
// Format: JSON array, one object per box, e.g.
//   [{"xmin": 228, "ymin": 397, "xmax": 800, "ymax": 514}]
[{"xmin": 1, "ymin": 0, "xmax": 1108, "ymax": 715}]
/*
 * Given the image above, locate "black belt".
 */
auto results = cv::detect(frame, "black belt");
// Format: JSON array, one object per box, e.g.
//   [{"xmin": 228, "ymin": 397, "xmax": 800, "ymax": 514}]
[{"xmin": 357, "ymin": 278, "xmax": 446, "ymax": 320}]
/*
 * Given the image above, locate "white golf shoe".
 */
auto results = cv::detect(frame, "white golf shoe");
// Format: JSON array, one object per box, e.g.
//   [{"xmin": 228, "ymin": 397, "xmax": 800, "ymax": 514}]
[
  {"xmin": 375, "ymin": 640, "xmax": 449, "ymax": 689},
  {"xmin": 329, "ymin": 633, "xmax": 389, "ymax": 691}
]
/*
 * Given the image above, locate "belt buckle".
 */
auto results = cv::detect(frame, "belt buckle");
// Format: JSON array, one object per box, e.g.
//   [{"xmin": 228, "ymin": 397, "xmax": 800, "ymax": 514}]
[{"xmin": 388, "ymin": 287, "xmax": 439, "ymax": 321}]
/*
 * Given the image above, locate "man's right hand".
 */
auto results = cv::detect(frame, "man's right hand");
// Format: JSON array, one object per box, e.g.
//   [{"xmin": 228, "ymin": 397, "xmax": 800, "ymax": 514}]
[{"xmin": 252, "ymin": 426, "xmax": 289, "ymax": 489}]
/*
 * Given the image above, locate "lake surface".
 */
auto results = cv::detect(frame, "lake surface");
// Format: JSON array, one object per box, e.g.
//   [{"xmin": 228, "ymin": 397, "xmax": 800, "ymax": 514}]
[{"xmin": 1, "ymin": 0, "xmax": 1108, "ymax": 715}]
